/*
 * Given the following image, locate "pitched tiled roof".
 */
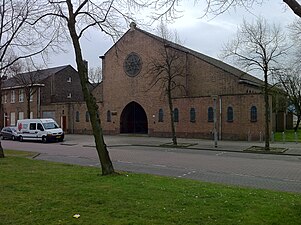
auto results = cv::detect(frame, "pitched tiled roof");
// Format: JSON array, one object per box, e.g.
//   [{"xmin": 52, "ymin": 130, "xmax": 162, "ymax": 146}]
[
  {"xmin": 134, "ymin": 27, "xmax": 264, "ymax": 87},
  {"xmin": 2, "ymin": 65, "xmax": 71, "ymax": 88}
]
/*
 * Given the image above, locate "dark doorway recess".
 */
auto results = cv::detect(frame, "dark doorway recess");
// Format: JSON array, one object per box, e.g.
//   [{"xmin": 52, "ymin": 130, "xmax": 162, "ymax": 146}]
[{"xmin": 120, "ymin": 101, "xmax": 148, "ymax": 134}]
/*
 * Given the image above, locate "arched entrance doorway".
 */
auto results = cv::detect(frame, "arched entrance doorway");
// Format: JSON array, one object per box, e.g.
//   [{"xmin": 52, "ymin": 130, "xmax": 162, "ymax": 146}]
[{"xmin": 120, "ymin": 101, "xmax": 148, "ymax": 134}]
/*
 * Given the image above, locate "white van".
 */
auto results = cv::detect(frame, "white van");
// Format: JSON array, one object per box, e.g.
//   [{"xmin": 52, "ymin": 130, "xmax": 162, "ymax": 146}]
[{"xmin": 16, "ymin": 118, "xmax": 64, "ymax": 143}]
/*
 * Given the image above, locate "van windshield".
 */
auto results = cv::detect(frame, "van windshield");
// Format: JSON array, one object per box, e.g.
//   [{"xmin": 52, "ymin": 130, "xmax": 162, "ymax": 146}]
[{"xmin": 42, "ymin": 122, "xmax": 59, "ymax": 130}]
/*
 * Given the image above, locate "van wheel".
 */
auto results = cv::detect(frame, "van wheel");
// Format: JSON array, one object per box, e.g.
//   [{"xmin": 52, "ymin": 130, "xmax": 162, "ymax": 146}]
[
  {"xmin": 42, "ymin": 136, "xmax": 47, "ymax": 143},
  {"xmin": 19, "ymin": 136, "xmax": 23, "ymax": 142}
]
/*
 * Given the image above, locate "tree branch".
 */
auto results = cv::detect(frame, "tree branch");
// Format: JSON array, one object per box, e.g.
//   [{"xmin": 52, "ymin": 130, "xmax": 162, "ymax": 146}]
[{"xmin": 284, "ymin": 0, "xmax": 301, "ymax": 18}]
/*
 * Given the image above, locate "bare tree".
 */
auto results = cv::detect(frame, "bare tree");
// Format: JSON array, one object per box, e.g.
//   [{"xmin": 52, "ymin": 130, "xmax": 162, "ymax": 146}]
[
  {"xmin": 0, "ymin": 0, "xmax": 62, "ymax": 158},
  {"xmin": 0, "ymin": 0, "xmax": 64, "ymax": 72},
  {"xmin": 271, "ymin": 19, "xmax": 301, "ymax": 131},
  {"xmin": 209, "ymin": 0, "xmax": 301, "ymax": 18},
  {"xmin": 155, "ymin": 0, "xmax": 301, "ymax": 20},
  {"xmin": 212, "ymin": 0, "xmax": 301, "ymax": 22},
  {"xmin": 147, "ymin": 22, "xmax": 186, "ymax": 146},
  {"xmin": 275, "ymin": 66, "xmax": 301, "ymax": 131},
  {"xmin": 288, "ymin": 18, "xmax": 301, "ymax": 60},
  {"xmin": 43, "ymin": 0, "xmax": 144, "ymax": 175},
  {"xmin": 221, "ymin": 17, "xmax": 289, "ymax": 150},
  {"xmin": 89, "ymin": 66, "xmax": 102, "ymax": 84}
]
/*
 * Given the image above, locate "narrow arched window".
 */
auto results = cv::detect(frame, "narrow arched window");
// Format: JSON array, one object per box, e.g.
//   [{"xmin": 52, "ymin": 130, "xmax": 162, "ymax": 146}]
[
  {"xmin": 75, "ymin": 111, "xmax": 80, "ymax": 122},
  {"xmin": 190, "ymin": 108, "xmax": 196, "ymax": 123},
  {"xmin": 85, "ymin": 111, "xmax": 90, "ymax": 122},
  {"xmin": 227, "ymin": 106, "xmax": 233, "ymax": 122},
  {"xmin": 250, "ymin": 106, "xmax": 257, "ymax": 122},
  {"xmin": 208, "ymin": 107, "xmax": 213, "ymax": 122},
  {"xmin": 158, "ymin": 109, "xmax": 163, "ymax": 122},
  {"xmin": 173, "ymin": 108, "xmax": 179, "ymax": 122},
  {"xmin": 107, "ymin": 110, "xmax": 111, "ymax": 122}
]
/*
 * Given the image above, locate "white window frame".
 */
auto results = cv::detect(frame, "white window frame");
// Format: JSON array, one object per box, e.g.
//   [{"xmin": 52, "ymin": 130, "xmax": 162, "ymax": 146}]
[
  {"xmin": 11, "ymin": 90, "xmax": 15, "ymax": 103},
  {"xmin": 18, "ymin": 111, "xmax": 24, "ymax": 120},
  {"xmin": 10, "ymin": 112, "xmax": 15, "ymax": 126},
  {"xmin": 67, "ymin": 77, "xmax": 72, "ymax": 83},
  {"xmin": 30, "ymin": 88, "xmax": 33, "ymax": 102},
  {"xmin": 67, "ymin": 93, "xmax": 72, "ymax": 98},
  {"xmin": 4, "ymin": 93, "xmax": 7, "ymax": 103},
  {"xmin": 19, "ymin": 89, "xmax": 24, "ymax": 102}
]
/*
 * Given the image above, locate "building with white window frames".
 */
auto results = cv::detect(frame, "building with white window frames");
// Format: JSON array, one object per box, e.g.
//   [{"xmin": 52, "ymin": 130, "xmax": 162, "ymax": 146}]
[{"xmin": 1, "ymin": 65, "xmax": 85, "ymax": 130}]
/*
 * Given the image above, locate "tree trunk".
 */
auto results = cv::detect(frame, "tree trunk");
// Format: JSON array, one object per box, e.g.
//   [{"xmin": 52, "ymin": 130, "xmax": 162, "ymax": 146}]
[
  {"xmin": 0, "ymin": 79, "xmax": 4, "ymax": 128},
  {"xmin": 66, "ymin": 3, "xmax": 115, "ymax": 175},
  {"xmin": 0, "ymin": 142, "xmax": 4, "ymax": 158},
  {"xmin": 264, "ymin": 70, "xmax": 270, "ymax": 151},
  {"xmin": 27, "ymin": 95, "xmax": 31, "ymax": 119},
  {"xmin": 168, "ymin": 88, "xmax": 177, "ymax": 145},
  {"xmin": 0, "ymin": 77, "xmax": 4, "ymax": 158}
]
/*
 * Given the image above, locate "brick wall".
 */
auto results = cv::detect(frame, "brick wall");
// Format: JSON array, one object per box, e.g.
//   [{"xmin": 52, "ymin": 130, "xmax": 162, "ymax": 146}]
[
  {"xmin": 3, "ymin": 87, "xmax": 40, "ymax": 126},
  {"xmin": 41, "ymin": 66, "xmax": 84, "ymax": 104},
  {"xmin": 96, "ymin": 28, "xmax": 269, "ymax": 140}
]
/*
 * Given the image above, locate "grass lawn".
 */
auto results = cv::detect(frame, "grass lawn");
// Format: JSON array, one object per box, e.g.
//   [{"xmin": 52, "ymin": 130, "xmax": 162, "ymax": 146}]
[
  {"xmin": 274, "ymin": 130, "xmax": 301, "ymax": 142},
  {"xmin": 1, "ymin": 151, "xmax": 301, "ymax": 225}
]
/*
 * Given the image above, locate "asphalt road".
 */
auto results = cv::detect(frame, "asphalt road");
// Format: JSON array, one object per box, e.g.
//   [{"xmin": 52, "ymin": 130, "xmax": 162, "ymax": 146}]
[{"xmin": 2, "ymin": 137, "xmax": 301, "ymax": 193}]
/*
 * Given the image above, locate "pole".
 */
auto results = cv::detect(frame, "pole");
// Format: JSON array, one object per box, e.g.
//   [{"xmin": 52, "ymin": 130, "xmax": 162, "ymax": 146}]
[{"xmin": 213, "ymin": 96, "xmax": 218, "ymax": 148}]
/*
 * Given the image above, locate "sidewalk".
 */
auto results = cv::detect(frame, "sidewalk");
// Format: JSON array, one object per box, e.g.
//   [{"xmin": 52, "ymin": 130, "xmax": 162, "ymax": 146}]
[{"xmin": 63, "ymin": 134, "xmax": 301, "ymax": 156}]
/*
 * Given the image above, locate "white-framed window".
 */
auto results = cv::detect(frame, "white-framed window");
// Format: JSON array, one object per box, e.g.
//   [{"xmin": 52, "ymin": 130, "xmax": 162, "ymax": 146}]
[
  {"xmin": 10, "ymin": 112, "xmax": 15, "ymax": 126},
  {"xmin": 11, "ymin": 90, "xmax": 15, "ymax": 103},
  {"xmin": 19, "ymin": 89, "xmax": 24, "ymax": 102},
  {"xmin": 4, "ymin": 113, "xmax": 8, "ymax": 126},
  {"xmin": 67, "ymin": 77, "xmax": 72, "ymax": 83},
  {"xmin": 67, "ymin": 93, "xmax": 72, "ymax": 98},
  {"xmin": 30, "ymin": 88, "xmax": 33, "ymax": 102},
  {"xmin": 4, "ymin": 93, "xmax": 7, "ymax": 103},
  {"xmin": 18, "ymin": 111, "xmax": 24, "ymax": 120},
  {"xmin": 42, "ymin": 111, "xmax": 55, "ymax": 119}
]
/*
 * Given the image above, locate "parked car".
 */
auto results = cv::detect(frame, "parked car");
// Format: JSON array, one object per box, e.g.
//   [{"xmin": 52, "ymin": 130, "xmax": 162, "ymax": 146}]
[
  {"xmin": 1, "ymin": 126, "xmax": 17, "ymax": 140},
  {"xmin": 16, "ymin": 118, "xmax": 64, "ymax": 143}
]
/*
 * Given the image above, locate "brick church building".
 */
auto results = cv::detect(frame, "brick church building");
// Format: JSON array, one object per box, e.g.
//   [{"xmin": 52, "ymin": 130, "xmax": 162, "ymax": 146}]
[
  {"xmin": 3, "ymin": 23, "xmax": 288, "ymax": 141},
  {"xmin": 98, "ymin": 23, "xmax": 270, "ymax": 140}
]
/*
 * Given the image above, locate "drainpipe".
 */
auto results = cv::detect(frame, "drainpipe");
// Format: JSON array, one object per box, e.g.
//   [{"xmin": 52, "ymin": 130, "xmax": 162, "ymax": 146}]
[
  {"xmin": 213, "ymin": 95, "xmax": 218, "ymax": 148},
  {"xmin": 219, "ymin": 96, "xmax": 222, "ymax": 140},
  {"xmin": 185, "ymin": 52, "xmax": 188, "ymax": 96},
  {"xmin": 72, "ymin": 104, "xmax": 75, "ymax": 134},
  {"xmin": 38, "ymin": 87, "xmax": 41, "ymax": 118}
]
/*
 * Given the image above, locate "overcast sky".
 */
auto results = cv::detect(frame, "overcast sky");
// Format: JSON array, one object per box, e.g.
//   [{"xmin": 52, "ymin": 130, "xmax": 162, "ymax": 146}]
[{"xmin": 46, "ymin": 1, "xmax": 297, "ymax": 78}]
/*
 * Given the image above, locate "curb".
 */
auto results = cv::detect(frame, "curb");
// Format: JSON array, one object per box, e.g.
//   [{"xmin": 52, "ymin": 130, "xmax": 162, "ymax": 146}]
[{"xmin": 61, "ymin": 142, "xmax": 301, "ymax": 157}]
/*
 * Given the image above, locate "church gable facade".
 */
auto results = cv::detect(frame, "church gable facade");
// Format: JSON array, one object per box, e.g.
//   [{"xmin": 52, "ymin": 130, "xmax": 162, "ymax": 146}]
[{"xmin": 99, "ymin": 24, "xmax": 269, "ymax": 141}]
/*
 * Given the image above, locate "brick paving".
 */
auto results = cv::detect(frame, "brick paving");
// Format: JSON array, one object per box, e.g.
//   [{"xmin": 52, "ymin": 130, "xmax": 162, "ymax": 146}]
[{"xmin": 64, "ymin": 134, "xmax": 301, "ymax": 156}]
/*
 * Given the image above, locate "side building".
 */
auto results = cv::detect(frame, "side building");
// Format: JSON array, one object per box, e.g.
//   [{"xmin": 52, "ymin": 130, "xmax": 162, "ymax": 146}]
[{"xmin": 1, "ymin": 65, "xmax": 88, "ymax": 133}]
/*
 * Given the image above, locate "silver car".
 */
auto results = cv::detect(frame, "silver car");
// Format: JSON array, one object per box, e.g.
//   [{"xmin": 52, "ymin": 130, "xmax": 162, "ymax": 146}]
[{"xmin": 1, "ymin": 126, "xmax": 17, "ymax": 140}]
